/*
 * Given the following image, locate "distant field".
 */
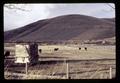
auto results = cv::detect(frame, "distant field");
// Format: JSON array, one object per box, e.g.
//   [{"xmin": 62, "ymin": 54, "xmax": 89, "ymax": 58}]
[
  {"xmin": 38, "ymin": 45, "xmax": 115, "ymax": 60},
  {"xmin": 4, "ymin": 44, "xmax": 116, "ymax": 79}
]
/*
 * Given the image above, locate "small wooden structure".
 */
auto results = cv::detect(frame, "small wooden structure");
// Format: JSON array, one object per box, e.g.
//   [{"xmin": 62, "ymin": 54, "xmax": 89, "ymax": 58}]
[
  {"xmin": 15, "ymin": 43, "xmax": 39, "ymax": 64},
  {"xmin": 15, "ymin": 44, "xmax": 29, "ymax": 63}
]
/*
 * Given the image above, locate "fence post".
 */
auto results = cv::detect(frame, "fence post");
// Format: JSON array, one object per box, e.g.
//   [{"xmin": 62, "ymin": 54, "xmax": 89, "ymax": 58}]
[
  {"xmin": 109, "ymin": 66, "xmax": 112, "ymax": 79},
  {"xmin": 66, "ymin": 62, "xmax": 69, "ymax": 79},
  {"xmin": 25, "ymin": 62, "xmax": 28, "ymax": 76},
  {"xmin": 100, "ymin": 73, "xmax": 103, "ymax": 79}
]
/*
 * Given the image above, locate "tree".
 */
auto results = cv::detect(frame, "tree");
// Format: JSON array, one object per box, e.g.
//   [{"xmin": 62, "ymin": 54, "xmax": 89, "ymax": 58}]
[
  {"xmin": 107, "ymin": 3, "xmax": 115, "ymax": 9},
  {"xmin": 4, "ymin": 4, "xmax": 30, "ymax": 11}
]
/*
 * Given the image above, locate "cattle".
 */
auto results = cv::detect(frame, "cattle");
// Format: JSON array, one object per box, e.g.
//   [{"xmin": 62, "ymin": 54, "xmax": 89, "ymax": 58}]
[
  {"xmin": 39, "ymin": 49, "xmax": 42, "ymax": 53},
  {"xmin": 54, "ymin": 48, "xmax": 59, "ymax": 51},
  {"xmin": 4, "ymin": 51, "xmax": 10, "ymax": 58},
  {"xmin": 79, "ymin": 47, "xmax": 81, "ymax": 50},
  {"xmin": 84, "ymin": 47, "xmax": 87, "ymax": 51}
]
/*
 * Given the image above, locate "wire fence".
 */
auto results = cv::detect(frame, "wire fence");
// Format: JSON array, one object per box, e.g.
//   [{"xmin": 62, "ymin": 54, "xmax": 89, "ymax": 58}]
[
  {"xmin": 4, "ymin": 58, "xmax": 116, "ymax": 79},
  {"xmin": 4, "ymin": 43, "xmax": 115, "ymax": 79}
]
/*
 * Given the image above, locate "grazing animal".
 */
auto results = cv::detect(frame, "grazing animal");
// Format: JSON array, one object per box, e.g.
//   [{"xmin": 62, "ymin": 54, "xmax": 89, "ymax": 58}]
[
  {"xmin": 85, "ymin": 47, "xmax": 87, "ymax": 51},
  {"xmin": 39, "ymin": 49, "xmax": 42, "ymax": 53},
  {"xmin": 54, "ymin": 48, "xmax": 59, "ymax": 51},
  {"xmin": 4, "ymin": 51, "xmax": 10, "ymax": 58},
  {"xmin": 79, "ymin": 47, "xmax": 81, "ymax": 50}
]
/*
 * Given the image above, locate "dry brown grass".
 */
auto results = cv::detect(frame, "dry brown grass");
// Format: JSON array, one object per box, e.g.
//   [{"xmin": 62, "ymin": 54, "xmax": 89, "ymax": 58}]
[{"xmin": 4, "ymin": 44, "xmax": 116, "ymax": 79}]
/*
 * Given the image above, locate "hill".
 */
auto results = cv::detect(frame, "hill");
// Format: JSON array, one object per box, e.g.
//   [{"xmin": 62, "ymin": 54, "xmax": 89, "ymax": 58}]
[{"xmin": 4, "ymin": 14, "xmax": 115, "ymax": 44}]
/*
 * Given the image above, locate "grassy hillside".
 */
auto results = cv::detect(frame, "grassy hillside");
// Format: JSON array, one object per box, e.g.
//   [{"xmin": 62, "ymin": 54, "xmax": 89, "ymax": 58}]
[{"xmin": 4, "ymin": 14, "xmax": 115, "ymax": 43}]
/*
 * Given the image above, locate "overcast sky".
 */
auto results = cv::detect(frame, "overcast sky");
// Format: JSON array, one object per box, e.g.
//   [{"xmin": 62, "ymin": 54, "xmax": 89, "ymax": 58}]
[{"xmin": 4, "ymin": 3, "xmax": 115, "ymax": 31}]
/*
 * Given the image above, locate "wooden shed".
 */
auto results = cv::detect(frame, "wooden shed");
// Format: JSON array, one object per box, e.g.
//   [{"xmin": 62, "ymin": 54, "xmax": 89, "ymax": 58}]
[{"xmin": 15, "ymin": 43, "xmax": 39, "ymax": 64}]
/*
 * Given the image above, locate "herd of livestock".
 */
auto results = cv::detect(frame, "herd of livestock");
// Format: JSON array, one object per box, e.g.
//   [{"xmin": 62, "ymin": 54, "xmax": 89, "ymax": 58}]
[{"xmin": 4, "ymin": 47, "xmax": 88, "ymax": 57}]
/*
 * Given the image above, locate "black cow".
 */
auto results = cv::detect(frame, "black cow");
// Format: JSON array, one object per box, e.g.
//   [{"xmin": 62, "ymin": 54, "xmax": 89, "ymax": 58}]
[
  {"xmin": 54, "ymin": 48, "xmax": 59, "ymax": 51},
  {"xmin": 39, "ymin": 49, "xmax": 42, "ymax": 53},
  {"xmin": 79, "ymin": 47, "xmax": 81, "ymax": 50},
  {"xmin": 85, "ymin": 47, "xmax": 87, "ymax": 51},
  {"xmin": 4, "ymin": 51, "xmax": 10, "ymax": 58}
]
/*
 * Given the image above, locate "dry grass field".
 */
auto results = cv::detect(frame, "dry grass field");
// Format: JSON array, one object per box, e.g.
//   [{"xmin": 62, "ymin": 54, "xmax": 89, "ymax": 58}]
[
  {"xmin": 4, "ymin": 44, "xmax": 116, "ymax": 79},
  {"xmin": 38, "ymin": 44, "xmax": 115, "ymax": 60}
]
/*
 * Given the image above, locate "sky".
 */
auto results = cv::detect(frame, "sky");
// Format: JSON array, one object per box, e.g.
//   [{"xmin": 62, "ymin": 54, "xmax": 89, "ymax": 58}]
[{"xmin": 4, "ymin": 3, "xmax": 115, "ymax": 31}]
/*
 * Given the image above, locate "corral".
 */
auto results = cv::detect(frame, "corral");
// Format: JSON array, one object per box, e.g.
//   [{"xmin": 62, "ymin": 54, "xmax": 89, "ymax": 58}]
[{"xmin": 4, "ymin": 43, "xmax": 116, "ymax": 79}]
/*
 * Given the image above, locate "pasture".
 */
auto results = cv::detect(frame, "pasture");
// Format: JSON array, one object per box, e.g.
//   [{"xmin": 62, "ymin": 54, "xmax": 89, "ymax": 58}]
[
  {"xmin": 4, "ymin": 44, "xmax": 116, "ymax": 79},
  {"xmin": 38, "ymin": 45, "xmax": 115, "ymax": 60}
]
